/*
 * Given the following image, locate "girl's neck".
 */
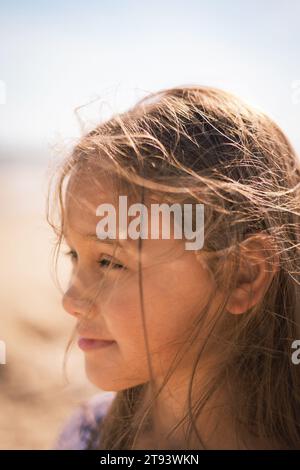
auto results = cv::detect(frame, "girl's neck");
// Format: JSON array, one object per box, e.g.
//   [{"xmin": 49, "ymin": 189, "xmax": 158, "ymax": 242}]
[{"xmin": 136, "ymin": 370, "xmax": 287, "ymax": 450}]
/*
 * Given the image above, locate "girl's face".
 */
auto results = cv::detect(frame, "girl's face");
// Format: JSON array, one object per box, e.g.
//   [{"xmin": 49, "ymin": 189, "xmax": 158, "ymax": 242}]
[{"xmin": 62, "ymin": 168, "xmax": 220, "ymax": 391}]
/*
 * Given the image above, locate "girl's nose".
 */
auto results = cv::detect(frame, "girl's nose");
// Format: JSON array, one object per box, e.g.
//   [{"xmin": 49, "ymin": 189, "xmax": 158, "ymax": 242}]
[{"xmin": 62, "ymin": 289, "xmax": 90, "ymax": 319}]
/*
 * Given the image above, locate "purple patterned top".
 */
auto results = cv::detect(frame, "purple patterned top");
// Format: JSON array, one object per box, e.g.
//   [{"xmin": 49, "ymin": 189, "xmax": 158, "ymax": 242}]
[{"xmin": 53, "ymin": 391, "xmax": 117, "ymax": 450}]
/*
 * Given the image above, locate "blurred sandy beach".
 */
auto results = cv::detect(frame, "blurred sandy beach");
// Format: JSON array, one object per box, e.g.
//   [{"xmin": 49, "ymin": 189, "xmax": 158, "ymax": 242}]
[{"xmin": 0, "ymin": 160, "xmax": 100, "ymax": 449}]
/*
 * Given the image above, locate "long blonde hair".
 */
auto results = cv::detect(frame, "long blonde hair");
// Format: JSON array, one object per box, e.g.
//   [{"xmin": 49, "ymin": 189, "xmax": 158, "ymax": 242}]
[{"xmin": 47, "ymin": 85, "xmax": 300, "ymax": 449}]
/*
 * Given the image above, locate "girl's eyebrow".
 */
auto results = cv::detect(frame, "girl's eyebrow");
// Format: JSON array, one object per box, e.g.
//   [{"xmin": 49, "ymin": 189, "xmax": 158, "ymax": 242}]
[
  {"xmin": 63, "ymin": 228, "xmax": 129, "ymax": 251},
  {"xmin": 85, "ymin": 233, "xmax": 125, "ymax": 248}
]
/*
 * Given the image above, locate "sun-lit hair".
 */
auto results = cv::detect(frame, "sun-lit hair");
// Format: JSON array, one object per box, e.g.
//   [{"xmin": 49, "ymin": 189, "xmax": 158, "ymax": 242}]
[{"xmin": 47, "ymin": 85, "xmax": 300, "ymax": 449}]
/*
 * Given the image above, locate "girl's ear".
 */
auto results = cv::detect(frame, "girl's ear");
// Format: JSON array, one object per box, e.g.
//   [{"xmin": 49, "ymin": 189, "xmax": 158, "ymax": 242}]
[{"xmin": 225, "ymin": 234, "xmax": 280, "ymax": 315}]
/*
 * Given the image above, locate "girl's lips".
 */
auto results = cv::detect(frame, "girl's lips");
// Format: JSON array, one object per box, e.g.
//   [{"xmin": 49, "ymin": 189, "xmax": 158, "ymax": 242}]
[{"xmin": 78, "ymin": 337, "xmax": 115, "ymax": 351}]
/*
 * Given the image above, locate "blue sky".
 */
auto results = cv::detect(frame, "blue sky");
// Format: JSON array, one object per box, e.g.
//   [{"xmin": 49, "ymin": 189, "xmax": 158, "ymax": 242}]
[{"xmin": 0, "ymin": 0, "xmax": 300, "ymax": 160}]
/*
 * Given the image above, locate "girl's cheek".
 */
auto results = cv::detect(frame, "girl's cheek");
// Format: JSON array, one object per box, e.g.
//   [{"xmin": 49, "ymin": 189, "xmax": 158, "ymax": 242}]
[{"xmin": 104, "ymin": 290, "xmax": 141, "ymax": 329}]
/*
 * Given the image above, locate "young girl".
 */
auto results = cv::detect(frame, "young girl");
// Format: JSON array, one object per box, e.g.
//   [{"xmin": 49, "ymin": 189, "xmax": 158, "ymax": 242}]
[{"xmin": 48, "ymin": 85, "xmax": 300, "ymax": 450}]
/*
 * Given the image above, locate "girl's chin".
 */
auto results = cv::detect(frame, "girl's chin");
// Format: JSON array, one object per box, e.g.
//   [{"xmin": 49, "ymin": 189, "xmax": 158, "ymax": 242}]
[
  {"xmin": 85, "ymin": 369, "xmax": 115, "ymax": 390},
  {"xmin": 84, "ymin": 365, "xmax": 147, "ymax": 392}
]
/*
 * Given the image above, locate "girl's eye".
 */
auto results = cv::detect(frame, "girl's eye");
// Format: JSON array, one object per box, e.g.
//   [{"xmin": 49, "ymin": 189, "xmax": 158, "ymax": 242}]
[
  {"xmin": 64, "ymin": 250, "xmax": 125, "ymax": 271},
  {"xmin": 98, "ymin": 256, "xmax": 125, "ymax": 270}
]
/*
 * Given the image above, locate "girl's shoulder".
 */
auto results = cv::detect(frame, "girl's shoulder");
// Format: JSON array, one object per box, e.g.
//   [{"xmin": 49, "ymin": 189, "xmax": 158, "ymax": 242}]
[{"xmin": 53, "ymin": 391, "xmax": 117, "ymax": 450}]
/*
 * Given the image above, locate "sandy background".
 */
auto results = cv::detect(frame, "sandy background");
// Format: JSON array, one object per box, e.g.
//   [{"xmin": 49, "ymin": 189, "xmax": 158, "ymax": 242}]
[{"xmin": 0, "ymin": 161, "xmax": 101, "ymax": 449}]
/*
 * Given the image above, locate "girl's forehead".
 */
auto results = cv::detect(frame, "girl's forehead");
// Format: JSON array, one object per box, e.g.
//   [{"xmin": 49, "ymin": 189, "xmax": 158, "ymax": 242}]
[
  {"xmin": 65, "ymin": 177, "xmax": 143, "ymax": 232},
  {"xmin": 64, "ymin": 167, "xmax": 191, "ymax": 261}
]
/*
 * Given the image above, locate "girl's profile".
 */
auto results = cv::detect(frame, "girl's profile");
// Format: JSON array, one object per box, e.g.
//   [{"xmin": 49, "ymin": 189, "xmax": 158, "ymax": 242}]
[{"xmin": 48, "ymin": 85, "xmax": 300, "ymax": 450}]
